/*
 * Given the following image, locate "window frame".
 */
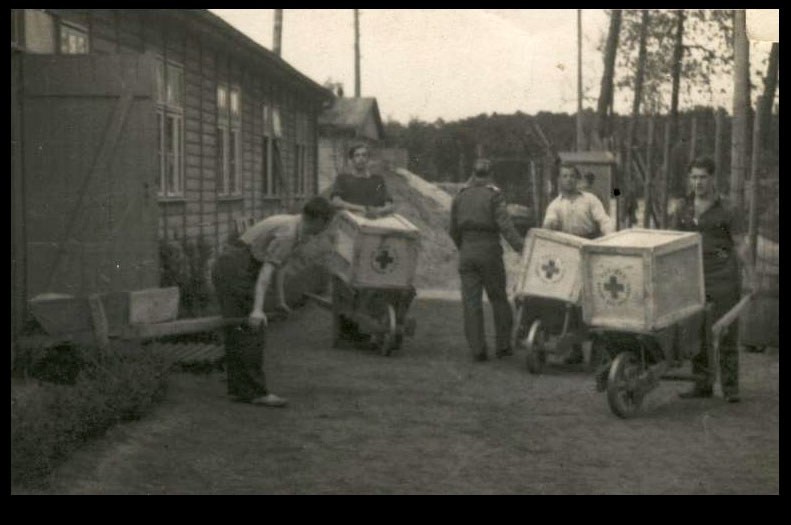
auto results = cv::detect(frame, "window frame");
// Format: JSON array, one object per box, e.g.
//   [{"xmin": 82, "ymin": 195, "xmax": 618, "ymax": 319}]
[
  {"xmin": 58, "ymin": 19, "xmax": 89, "ymax": 55},
  {"xmin": 156, "ymin": 57, "xmax": 185, "ymax": 199},
  {"xmin": 217, "ymin": 82, "xmax": 243, "ymax": 197}
]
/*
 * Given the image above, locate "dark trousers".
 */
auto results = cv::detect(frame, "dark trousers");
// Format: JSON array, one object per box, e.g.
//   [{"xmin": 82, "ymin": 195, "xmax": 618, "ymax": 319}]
[
  {"xmin": 693, "ymin": 283, "xmax": 741, "ymax": 396},
  {"xmin": 459, "ymin": 239, "xmax": 513, "ymax": 356},
  {"xmin": 211, "ymin": 243, "xmax": 268, "ymax": 400}
]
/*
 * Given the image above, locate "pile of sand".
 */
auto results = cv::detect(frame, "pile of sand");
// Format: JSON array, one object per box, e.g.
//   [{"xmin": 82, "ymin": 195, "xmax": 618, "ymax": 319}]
[{"xmin": 383, "ymin": 169, "xmax": 524, "ymax": 293}]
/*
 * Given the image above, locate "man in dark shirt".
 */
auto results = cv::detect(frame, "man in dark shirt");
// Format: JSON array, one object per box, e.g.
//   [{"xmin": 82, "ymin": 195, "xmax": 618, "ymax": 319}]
[
  {"xmin": 670, "ymin": 156, "xmax": 754, "ymax": 403},
  {"xmin": 450, "ymin": 158, "xmax": 525, "ymax": 361},
  {"xmin": 330, "ymin": 144, "xmax": 394, "ymax": 218},
  {"xmin": 329, "ymin": 144, "xmax": 396, "ymax": 345}
]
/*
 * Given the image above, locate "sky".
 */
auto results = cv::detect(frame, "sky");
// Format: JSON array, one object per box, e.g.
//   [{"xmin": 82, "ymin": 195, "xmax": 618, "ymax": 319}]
[{"xmin": 210, "ymin": 9, "xmax": 777, "ymax": 124}]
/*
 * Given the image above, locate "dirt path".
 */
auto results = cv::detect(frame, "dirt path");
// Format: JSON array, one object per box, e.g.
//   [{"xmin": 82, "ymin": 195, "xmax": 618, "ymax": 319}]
[{"xmin": 27, "ymin": 297, "xmax": 779, "ymax": 494}]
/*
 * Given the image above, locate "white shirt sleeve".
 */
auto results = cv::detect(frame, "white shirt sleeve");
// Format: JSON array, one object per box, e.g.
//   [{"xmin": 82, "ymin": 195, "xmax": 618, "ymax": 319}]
[
  {"xmin": 589, "ymin": 194, "xmax": 614, "ymax": 235},
  {"xmin": 542, "ymin": 199, "xmax": 561, "ymax": 230}
]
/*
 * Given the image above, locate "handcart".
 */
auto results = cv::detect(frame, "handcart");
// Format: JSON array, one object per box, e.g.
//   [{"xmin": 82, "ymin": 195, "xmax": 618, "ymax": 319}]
[
  {"xmin": 511, "ymin": 228, "xmax": 606, "ymax": 374},
  {"xmin": 579, "ymin": 228, "xmax": 751, "ymax": 418},
  {"xmin": 324, "ymin": 210, "xmax": 420, "ymax": 356}
]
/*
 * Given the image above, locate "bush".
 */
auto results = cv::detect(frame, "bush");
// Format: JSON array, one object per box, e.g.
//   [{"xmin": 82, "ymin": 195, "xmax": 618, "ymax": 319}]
[
  {"xmin": 10, "ymin": 347, "xmax": 170, "ymax": 489},
  {"xmin": 160, "ymin": 234, "xmax": 216, "ymax": 318}
]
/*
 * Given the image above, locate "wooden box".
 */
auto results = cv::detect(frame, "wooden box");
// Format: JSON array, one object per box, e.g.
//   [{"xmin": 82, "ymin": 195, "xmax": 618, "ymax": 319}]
[
  {"xmin": 328, "ymin": 210, "xmax": 420, "ymax": 289},
  {"xmin": 581, "ymin": 228, "xmax": 705, "ymax": 332},
  {"xmin": 29, "ymin": 293, "xmax": 93, "ymax": 335},
  {"xmin": 514, "ymin": 228, "xmax": 590, "ymax": 305}
]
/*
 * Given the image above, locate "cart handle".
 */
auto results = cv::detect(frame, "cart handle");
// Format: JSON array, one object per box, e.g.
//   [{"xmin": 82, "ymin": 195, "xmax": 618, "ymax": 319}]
[{"xmin": 711, "ymin": 292, "xmax": 754, "ymax": 393}]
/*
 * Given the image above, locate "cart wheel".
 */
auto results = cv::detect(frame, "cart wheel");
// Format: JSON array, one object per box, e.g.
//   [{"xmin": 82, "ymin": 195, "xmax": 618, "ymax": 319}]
[
  {"xmin": 372, "ymin": 304, "xmax": 398, "ymax": 357},
  {"xmin": 525, "ymin": 320, "xmax": 547, "ymax": 375},
  {"xmin": 606, "ymin": 351, "xmax": 644, "ymax": 419},
  {"xmin": 589, "ymin": 339, "xmax": 612, "ymax": 392}
]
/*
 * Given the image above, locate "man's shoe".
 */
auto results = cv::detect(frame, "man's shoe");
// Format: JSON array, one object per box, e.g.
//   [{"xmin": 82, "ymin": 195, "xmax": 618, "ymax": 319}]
[
  {"xmin": 251, "ymin": 393, "xmax": 288, "ymax": 407},
  {"xmin": 495, "ymin": 347, "xmax": 514, "ymax": 358},
  {"xmin": 725, "ymin": 393, "xmax": 741, "ymax": 403},
  {"xmin": 678, "ymin": 387, "xmax": 713, "ymax": 399}
]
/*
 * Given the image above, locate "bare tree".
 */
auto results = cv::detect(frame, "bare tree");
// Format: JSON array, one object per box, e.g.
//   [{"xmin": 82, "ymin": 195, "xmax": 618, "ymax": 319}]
[
  {"xmin": 576, "ymin": 9, "xmax": 584, "ymax": 151},
  {"xmin": 354, "ymin": 9, "xmax": 361, "ymax": 98},
  {"xmin": 595, "ymin": 9, "xmax": 622, "ymax": 149},
  {"xmin": 623, "ymin": 10, "xmax": 650, "ymax": 227},
  {"xmin": 759, "ymin": 42, "xmax": 779, "ymax": 148}
]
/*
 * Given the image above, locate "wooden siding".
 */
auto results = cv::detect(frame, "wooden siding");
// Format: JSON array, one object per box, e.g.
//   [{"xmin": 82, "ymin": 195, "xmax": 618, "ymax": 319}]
[{"xmin": 51, "ymin": 9, "xmax": 323, "ymax": 258}]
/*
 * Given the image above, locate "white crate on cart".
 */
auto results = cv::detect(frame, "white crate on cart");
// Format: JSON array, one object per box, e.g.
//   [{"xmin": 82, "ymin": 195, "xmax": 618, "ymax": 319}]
[
  {"xmin": 328, "ymin": 210, "xmax": 420, "ymax": 289},
  {"xmin": 515, "ymin": 228, "xmax": 591, "ymax": 305},
  {"xmin": 581, "ymin": 228, "xmax": 705, "ymax": 332}
]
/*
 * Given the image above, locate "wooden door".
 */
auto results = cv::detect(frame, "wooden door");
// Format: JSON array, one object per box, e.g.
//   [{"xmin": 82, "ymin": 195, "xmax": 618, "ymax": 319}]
[{"xmin": 20, "ymin": 54, "xmax": 160, "ymax": 303}]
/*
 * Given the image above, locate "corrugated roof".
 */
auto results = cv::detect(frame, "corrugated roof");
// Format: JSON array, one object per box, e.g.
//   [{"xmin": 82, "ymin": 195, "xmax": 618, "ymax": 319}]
[{"xmin": 319, "ymin": 97, "xmax": 384, "ymax": 139}]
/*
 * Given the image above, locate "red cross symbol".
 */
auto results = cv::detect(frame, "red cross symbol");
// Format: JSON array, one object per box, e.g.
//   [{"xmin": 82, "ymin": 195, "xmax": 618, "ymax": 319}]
[
  {"xmin": 541, "ymin": 259, "xmax": 560, "ymax": 279},
  {"xmin": 603, "ymin": 275, "xmax": 625, "ymax": 299},
  {"xmin": 375, "ymin": 249, "xmax": 395, "ymax": 271}
]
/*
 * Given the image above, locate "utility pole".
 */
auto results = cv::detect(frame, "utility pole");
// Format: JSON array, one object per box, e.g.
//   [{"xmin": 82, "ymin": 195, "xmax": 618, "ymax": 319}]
[
  {"xmin": 576, "ymin": 9, "xmax": 584, "ymax": 151},
  {"xmin": 354, "ymin": 9, "xmax": 361, "ymax": 97},
  {"xmin": 273, "ymin": 9, "xmax": 283, "ymax": 56}
]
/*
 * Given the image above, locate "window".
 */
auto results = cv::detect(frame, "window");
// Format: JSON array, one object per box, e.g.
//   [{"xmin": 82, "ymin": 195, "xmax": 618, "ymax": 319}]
[
  {"xmin": 59, "ymin": 20, "xmax": 88, "ymax": 54},
  {"xmin": 156, "ymin": 59, "xmax": 184, "ymax": 198},
  {"xmin": 217, "ymin": 84, "xmax": 242, "ymax": 196},
  {"xmin": 262, "ymin": 103, "xmax": 279, "ymax": 196},
  {"xmin": 295, "ymin": 112, "xmax": 310, "ymax": 195}
]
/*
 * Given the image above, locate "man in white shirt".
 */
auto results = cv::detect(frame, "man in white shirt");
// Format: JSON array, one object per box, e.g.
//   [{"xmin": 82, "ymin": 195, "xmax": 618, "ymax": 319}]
[
  {"xmin": 211, "ymin": 197, "xmax": 335, "ymax": 407},
  {"xmin": 543, "ymin": 164, "xmax": 614, "ymax": 240},
  {"xmin": 541, "ymin": 164, "xmax": 614, "ymax": 364}
]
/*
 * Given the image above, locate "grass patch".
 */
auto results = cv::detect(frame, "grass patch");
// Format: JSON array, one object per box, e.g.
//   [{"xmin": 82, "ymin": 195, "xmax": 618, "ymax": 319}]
[{"xmin": 11, "ymin": 346, "xmax": 170, "ymax": 490}]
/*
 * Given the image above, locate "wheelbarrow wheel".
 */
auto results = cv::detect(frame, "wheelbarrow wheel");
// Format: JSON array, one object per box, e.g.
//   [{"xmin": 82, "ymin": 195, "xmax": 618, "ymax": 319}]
[
  {"xmin": 589, "ymin": 338, "xmax": 612, "ymax": 392},
  {"xmin": 525, "ymin": 320, "xmax": 547, "ymax": 374},
  {"xmin": 607, "ymin": 351, "xmax": 644, "ymax": 419},
  {"xmin": 372, "ymin": 304, "xmax": 398, "ymax": 357}
]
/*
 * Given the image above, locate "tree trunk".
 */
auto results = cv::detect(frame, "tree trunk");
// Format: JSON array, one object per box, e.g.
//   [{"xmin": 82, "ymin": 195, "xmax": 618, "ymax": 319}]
[
  {"xmin": 354, "ymin": 9, "xmax": 361, "ymax": 97},
  {"xmin": 759, "ymin": 42, "xmax": 779, "ymax": 148},
  {"xmin": 748, "ymin": 96, "xmax": 763, "ymax": 266},
  {"xmin": 714, "ymin": 107, "xmax": 726, "ymax": 190},
  {"xmin": 666, "ymin": 10, "xmax": 685, "ymax": 205},
  {"xmin": 643, "ymin": 115, "xmax": 655, "ymax": 228},
  {"xmin": 595, "ymin": 9, "xmax": 622, "ymax": 149},
  {"xmin": 730, "ymin": 9, "xmax": 750, "ymax": 211},
  {"xmin": 576, "ymin": 9, "xmax": 585, "ymax": 151},
  {"xmin": 624, "ymin": 10, "xmax": 650, "ymax": 227},
  {"xmin": 689, "ymin": 116, "xmax": 697, "ymax": 163},
  {"xmin": 660, "ymin": 119, "xmax": 672, "ymax": 228}
]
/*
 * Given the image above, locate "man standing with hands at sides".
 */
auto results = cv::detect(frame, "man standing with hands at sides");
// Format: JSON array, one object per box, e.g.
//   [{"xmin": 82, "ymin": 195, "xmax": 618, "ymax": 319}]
[
  {"xmin": 450, "ymin": 158, "xmax": 524, "ymax": 362},
  {"xmin": 211, "ymin": 197, "xmax": 335, "ymax": 407},
  {"xmin": 542, "ymin": 163, "xmax": 614, "ymax": 364},
  {"xmin": 670, "ymin": 157, "xmax": 755, "ymax": 403}
]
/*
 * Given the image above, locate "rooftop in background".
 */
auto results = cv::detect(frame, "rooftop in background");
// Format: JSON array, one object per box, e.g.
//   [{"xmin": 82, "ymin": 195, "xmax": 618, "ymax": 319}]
[
  {"xmin": 558, "ymin": 151, "xmax": 616, "ymax": 165},
  {"xmin": 319, "ymin": 97, "xmax": 385, "ymax": 141}
]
